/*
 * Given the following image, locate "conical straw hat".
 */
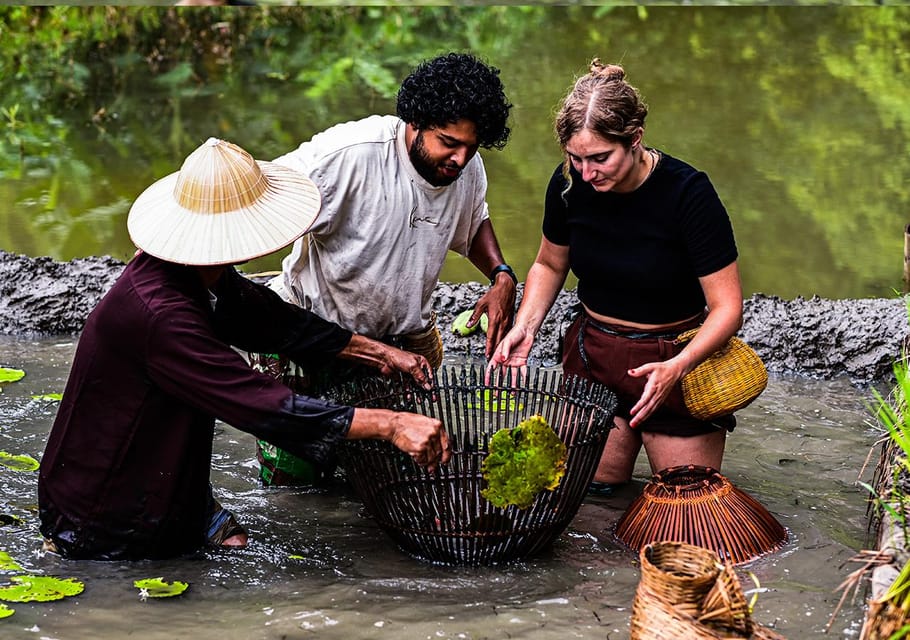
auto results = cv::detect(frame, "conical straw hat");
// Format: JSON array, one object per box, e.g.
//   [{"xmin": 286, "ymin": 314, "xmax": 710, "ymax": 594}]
[{"xmin": 127, "ymin": 137, "xmax": 320, "ymax": 266}]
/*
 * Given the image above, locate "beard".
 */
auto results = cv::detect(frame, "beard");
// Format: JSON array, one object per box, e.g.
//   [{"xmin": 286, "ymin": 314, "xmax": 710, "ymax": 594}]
[{"xmin": 408, "ymin": 131, "xmax": 461, "ymax": 187}]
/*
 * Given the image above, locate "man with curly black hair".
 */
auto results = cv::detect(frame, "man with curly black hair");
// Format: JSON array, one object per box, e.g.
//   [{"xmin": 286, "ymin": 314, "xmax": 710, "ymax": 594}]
[{"xmin": 252, "ymin": 52, "xmax": 517, "ymax": 486}]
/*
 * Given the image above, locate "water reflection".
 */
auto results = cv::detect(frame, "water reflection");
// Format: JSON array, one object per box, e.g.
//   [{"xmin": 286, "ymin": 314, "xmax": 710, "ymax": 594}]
[
  {"xmin": 0, "ymin": 335, "xmax": 876, "ymax": 638},
  {"xmin": 1, "ymin": 6, "xmax": 907, "ymax": 299}
]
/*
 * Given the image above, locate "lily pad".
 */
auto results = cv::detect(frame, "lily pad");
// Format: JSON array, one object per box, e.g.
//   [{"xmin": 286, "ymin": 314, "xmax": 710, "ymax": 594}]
[
  {"xmin": 0, "ymin": 552, "xmax": 22, "ymax": 572},
  {"xmin": 0, "ymin": 575, "xmax": 84, "ymax": 602},
  {"xmin": 134, "ymin": 577, "xmax": 189, "ymax": 599},
  {"xmin": 480, "ymin": 415, "xmax": 568, "ymax": 509},
  {"xmin": 0, "ymin": 452, "xmax": 40, "ymax": 472},
  {"xmin": 0, "ymin": 368, "xmax": 24, "ymax": 384},
  {"xmin": 0, "ymin": 603, "xmax": 13, "ymax": 619},
  {"xmin": 31, "ymin": 393, "xmax": 63, "ymax": 402},
  {"xmin": 0, "ymin": 515, "xmax": 22, "ymax": 527}
]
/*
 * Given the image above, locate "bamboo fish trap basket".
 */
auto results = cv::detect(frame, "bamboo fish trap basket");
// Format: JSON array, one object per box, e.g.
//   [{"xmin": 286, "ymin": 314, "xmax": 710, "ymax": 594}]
[
  {"xmin": 631, "ymin": 541, "xmax": 787, "ymax": 639},
  {"xmin": 615, "ymin": 465, "xmax": 788, "ymax": 565},
  {"xmin": 333, "ymin": 365, "xmax": 617, "ymax": 566}
]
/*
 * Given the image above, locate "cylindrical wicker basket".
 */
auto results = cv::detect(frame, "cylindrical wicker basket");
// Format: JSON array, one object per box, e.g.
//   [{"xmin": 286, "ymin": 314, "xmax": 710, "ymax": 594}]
[
  {"xmin": 333, "ymin": 365, "xmax": 617, "ymax": 566},
  {"xmin": 615, "ymin": 465, "xmax": 788, "ymax": 565},
  {"xmin": 631, "ymin": 541, "xmax": 787, "ymax": 640}
]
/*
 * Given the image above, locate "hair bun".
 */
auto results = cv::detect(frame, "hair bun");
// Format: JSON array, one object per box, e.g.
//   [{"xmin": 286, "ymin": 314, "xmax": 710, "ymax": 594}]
[{"xmin": 589, "ymin": 58, "xmax": 625, "ymax": 82}]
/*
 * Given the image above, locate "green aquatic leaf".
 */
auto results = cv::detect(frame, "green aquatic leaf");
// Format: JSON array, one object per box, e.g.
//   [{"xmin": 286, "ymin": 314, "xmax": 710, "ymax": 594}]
[
  {"xmin": 0, "ymin": 602, "xmax": 13, "ymax": 619},
  {"xmin": 480, "ymin": 415, "xmax": 567, "ymax": 509},
  {"xmin": 0, "ymin": 514, "xmax": 22, "ymax": 527},
  {"xmin": 0, "ymin": 452, "xmax": 40, "ymax": 472},
  {"xmin": 0, "ymin": 368, "xmax": 24, "ymax": 384},
  {"xmin": 134, "ymin": 577, "xmax": 188, "ymax": 599},
  {"xmin": 0, "ymin": 552, "xmax": 22, "ymax": 572},
  {"xmin": 451, "ymin": 309, "xmax": 478, "ymax": 336},
  {"xmin": 467, "ymin": 390, "xmax": 523, "ymax": 412},
  {"xmin": 0, "ymin": 576, "xmax": 84, "ymax": 602},
  {"xmin": 31, "ymin": 393, "xmax": 63, "ymax": 401}
]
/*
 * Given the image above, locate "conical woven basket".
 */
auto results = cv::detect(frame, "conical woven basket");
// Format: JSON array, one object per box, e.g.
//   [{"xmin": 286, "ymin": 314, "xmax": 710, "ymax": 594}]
[
  {"xmin": 631, "ymin": 541, "xmax": 787, "ymax": 640},
  {"xmin": 615, "ymin": 465, "xmax": 788, "ymax": 565}
]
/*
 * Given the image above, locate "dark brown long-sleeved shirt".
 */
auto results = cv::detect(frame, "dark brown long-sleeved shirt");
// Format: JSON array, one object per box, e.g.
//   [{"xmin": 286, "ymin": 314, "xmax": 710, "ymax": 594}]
[{"xmin": 38, "ymin": 252, "xmax": 355, "ymax": 560}]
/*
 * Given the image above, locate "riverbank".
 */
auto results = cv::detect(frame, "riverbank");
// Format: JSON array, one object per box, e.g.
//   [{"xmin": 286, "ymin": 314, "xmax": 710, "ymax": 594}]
[{"xmin": 1, "ymin": 250, "xmax": 907, "ymax": 385}]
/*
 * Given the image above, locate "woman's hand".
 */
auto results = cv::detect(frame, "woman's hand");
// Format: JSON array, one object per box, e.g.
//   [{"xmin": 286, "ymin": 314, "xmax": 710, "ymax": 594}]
[{"xmin": 626, "ymin": 359, "xmax": 686, "ymax": 428}]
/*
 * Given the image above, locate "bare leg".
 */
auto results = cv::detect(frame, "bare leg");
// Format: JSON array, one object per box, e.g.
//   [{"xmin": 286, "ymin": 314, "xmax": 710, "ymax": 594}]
[
  {"xmin": 593, "ymin": 416, "xmax": 643, "ymax": 484},
  {"xmin": 641, "ymin": 429, "xmax": 726, "ymax": 474}
]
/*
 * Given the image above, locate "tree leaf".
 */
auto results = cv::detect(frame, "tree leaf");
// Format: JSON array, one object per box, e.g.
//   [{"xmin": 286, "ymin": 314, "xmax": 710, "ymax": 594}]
[
  {"xmin": 0, "ymin": 452, "xmax": 40, "ymax": 472},
  {"xmin": 0, "ymin": 576, "xmax": 84, "ymax": 602}
]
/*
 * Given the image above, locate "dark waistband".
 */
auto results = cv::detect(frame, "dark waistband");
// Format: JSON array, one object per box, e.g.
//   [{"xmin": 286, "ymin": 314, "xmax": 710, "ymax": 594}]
[{"xmin": 581, "ymin": 310, "xmax": 705, "ymax": 340}]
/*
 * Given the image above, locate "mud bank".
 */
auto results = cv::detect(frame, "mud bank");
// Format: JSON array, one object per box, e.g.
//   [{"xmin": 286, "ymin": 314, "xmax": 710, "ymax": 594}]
[{"xmin": 2, "ymin": 250, "xmax": 907, "ymax": 385}]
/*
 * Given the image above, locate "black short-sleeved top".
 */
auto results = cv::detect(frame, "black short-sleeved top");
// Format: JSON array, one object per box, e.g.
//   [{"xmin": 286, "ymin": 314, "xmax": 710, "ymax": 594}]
[
  {"xmin": 543, "ymin": 152, "xmax": 738, "ymax": 324},
  {"xmin": 38, "ymin": 252, "xmax": 356, "ymax": 560}
]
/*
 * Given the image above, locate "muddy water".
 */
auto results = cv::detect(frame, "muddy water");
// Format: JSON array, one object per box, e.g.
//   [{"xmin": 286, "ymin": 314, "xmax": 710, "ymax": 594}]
[{"xmin": 0, "ymin": 336, "xmax": 876, "ymax": 639}]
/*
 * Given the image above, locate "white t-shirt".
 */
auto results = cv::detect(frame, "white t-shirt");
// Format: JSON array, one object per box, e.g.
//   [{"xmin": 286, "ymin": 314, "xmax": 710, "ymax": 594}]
[{"xmin": 272, "ymin": 115, "xmax": 490, "ymax": 337}]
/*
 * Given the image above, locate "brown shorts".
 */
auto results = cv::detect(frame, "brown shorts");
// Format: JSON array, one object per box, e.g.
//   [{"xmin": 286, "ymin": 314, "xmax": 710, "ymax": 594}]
[{"xmin": 561, "ymin": 312, "xmax": 735, "ymax": 437}]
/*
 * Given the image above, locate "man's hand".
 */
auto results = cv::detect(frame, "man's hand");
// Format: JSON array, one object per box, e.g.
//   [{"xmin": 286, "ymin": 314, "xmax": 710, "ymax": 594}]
[
  {"xmin": 339, "ymin": 334, "xmax": 433, "ymax": 389},
  {"xmin": 349, "ymin": 408, "xmax": 451, "ymax": 473},
  {"xmin": 472, "ymin": 274, "xmax": 517, "ymax": 359}
]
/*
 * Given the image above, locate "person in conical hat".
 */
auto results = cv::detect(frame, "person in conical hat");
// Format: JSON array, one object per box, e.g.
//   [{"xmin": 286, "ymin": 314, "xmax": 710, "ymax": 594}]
[{"xmin": 37, "ymin": 137, "xmax": 450, "ymax": 560}]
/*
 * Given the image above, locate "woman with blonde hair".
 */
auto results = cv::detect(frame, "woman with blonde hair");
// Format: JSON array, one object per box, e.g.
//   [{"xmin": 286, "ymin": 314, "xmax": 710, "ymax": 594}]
[{"xmin": 489, "ymin": 60, "xmax": 743, "ymax": 495}]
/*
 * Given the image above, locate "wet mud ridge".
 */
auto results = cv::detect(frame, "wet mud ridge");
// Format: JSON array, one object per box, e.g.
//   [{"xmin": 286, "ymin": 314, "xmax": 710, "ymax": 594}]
[{"xmin": 2, "ymin": 250, "xmax": 907, "ymax": 385}]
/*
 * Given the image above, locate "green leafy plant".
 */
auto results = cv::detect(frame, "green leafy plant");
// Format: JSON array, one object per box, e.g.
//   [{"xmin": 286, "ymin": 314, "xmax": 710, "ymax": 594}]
[
  {"xmin": 31, "ymin": 393, "xmax": 63, "ymax": 401},
  {"xmin": 134, "ymin": 577, "xmax": 188, "ymax": 600},
  {"xmin": 0, "ymin": 368, "xmax": 24, "ymax": 384},
  {"xmin": 467, "ymin": 390, "xmax": 522, "ymax": 413},
  {"xmin": 480, "ymin": 415, "xmax": 567, "ymax": 509},
  {"xmin": 0, "ymin": 552, "xmax": 22, "ymax": 572},
  {"xmin": 0, "ymin": 576, "xmax": 83, "ymax": 602},
  {"xmin": 0, "ymin": 452, "xmax": 39, "ymax": 472}
]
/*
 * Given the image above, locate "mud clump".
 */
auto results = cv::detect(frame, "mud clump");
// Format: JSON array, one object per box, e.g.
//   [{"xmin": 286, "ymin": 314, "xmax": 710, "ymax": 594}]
[{"xmin": 1, "ymin": 250, "xmax": 906, "ymax": 385}]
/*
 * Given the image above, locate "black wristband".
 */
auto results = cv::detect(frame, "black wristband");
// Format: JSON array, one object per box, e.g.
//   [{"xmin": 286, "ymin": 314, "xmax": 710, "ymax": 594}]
[{"xmin": 489, "ymin": 263, "xmax": 518, "ymax": 286}]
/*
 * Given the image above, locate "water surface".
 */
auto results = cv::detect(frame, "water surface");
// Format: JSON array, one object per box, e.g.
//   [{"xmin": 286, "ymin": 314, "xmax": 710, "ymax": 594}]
[{"xmin": 0, "ymin": 336, "xmax": 877, "ymax": 638}]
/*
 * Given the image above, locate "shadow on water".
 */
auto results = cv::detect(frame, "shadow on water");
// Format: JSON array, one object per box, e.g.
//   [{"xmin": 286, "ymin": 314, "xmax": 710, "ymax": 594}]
[{"xmin": 0, "ymin": 336, "xmax": 876, "ymax": 638}]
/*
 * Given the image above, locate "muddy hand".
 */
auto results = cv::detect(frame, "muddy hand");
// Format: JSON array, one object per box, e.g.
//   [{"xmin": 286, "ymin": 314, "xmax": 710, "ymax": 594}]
[{"xmin": 390, "ymin": 412, "xmax": 450, "ymax": 473}]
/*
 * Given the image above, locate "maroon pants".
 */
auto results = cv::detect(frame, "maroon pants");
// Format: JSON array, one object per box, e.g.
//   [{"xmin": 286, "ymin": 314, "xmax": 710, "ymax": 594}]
[{"xmin": 562, "ymin": 313, "xmax": 735, "ymax": 437}]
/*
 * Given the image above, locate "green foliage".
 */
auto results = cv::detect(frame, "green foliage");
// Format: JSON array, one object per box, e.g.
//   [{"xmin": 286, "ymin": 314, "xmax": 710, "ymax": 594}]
[
  {"xmin": 134, "ymin": 577, "xmax": 188, "ymax": 600},
  {"xmin": 0, "ymin": 552, "xmax": 22, "ymax": 573},
  {"xmin": 0, "ymin": 602, "xmax": 12, "ymax": 619},
  {"xmin": 0, "ymin": 452, "xmax": 40, "ymax": 472},
  {"xmin": 480, "ymin": 415, "xmax": 567, "ymax": 509},
  {"xmin": 468, "ymin": 390, "xmax": 521, "ymax": 412},
  {"xmin": 0, "ymin": 368, "xmax": 24, "ymax": 384},
  {"xmin": 31, "ymin": 393, "xmax": 62, "ymax": 402},
  {"xmin": 0, "ymin": 576, "xmax": 83, "ymax": 603}
]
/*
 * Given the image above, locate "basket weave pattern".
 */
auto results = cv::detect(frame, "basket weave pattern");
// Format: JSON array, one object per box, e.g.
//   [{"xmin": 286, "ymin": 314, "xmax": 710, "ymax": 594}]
[
  {"xmin": 615, "ymin": 465, "xmax": 788, "ymax": 565},
  {"xmin": 678, "ymin": 329, "xmax": 768, "ymax": 421},
  {"xmin": 335, "ymin": 366, "xmax": 617, "ymax": 565},
  {"xmin": 631, "ymin": 541, "xmax": 787, "ymax": 640}
]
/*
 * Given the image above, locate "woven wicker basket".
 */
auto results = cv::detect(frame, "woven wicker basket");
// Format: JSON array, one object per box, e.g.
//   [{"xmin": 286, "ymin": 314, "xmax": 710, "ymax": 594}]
[
  {"xmin": 615, "ymin": 465, "xmax": 788, "ymax": 565},
  {"xmin": 334, "ymin": 365, "xmax": 617, "ymax": 565},
  {"xmin": 631, "ymin": 541, "xmax": 787, "ymax": 640},
  {"xmin": 677, "ymin": 329, "xmax": 768, "ymax": 421}
]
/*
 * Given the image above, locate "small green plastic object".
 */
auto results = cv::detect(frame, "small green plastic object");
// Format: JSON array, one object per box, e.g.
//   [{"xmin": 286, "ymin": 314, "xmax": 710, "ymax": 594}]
[
  {"xmin": 134, "ymin": 577, "xmax": 189, "ymax": 600},
  {"xmin": 0, "ymin": 576, "xmax": 84, "ymax": 602},
  {"xmin": 480, "ymin": 415, "xmax": 568, "ymax": 509},
  {"xmin": 451, "ymin": 309, "xmax": 488, "ymax": 336}
]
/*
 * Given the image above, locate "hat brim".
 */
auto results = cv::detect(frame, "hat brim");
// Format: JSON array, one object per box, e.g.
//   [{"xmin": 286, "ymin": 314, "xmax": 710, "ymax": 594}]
[{"xmin": 127, "ymin": 161, "xmax": 321, "ymax": 266}]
